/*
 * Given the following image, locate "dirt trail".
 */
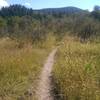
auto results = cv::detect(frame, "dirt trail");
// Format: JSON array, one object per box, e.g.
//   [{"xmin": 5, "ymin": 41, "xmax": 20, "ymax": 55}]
[{"xmin": 36, "ymin": 48, "xmax": 57, "ymax": 100}]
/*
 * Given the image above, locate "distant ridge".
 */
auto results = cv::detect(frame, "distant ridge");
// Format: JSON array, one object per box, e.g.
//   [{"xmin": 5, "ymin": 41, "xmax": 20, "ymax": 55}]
[
  {"xmin": 35, "ymin": 6, "xmax": 85, "ymax": 15},
  {"xmin": 0, "ymin": 5, "xmax": 86, "ymax": 17}
]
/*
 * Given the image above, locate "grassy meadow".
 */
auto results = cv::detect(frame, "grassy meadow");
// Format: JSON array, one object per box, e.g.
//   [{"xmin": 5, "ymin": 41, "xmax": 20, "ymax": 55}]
[
  {"xmin": 0, "ymin": 37, "xmax": 54, "ymax": 100},
  {"xmin": 53, "ymin": 37, "xmax": 100, "ymax": 100},
  {"xmin": 1, "ymin": 4, "xmax": 100, "ymax": 100},
  {"xmin": 0, "ymin": 35, "xmax": 100, "ymax": 100}
]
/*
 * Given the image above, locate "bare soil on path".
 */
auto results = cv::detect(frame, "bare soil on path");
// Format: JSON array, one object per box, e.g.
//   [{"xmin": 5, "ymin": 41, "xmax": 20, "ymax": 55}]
[{"xmin": 36, "ymin": 48, "xmax": 57, "ymax": 100}]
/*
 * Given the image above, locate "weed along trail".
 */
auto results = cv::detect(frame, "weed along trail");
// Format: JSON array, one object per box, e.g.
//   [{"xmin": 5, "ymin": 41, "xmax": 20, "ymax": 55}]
[{"xmin": 36, "ymin": 48, "xmax": 57, "ymax": 100}]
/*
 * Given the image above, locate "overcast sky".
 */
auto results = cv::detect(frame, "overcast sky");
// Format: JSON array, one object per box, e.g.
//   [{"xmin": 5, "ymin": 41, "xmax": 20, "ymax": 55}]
[{"xmin": 0, "ymin": 0, "xmax": 100, "ymax": 11}]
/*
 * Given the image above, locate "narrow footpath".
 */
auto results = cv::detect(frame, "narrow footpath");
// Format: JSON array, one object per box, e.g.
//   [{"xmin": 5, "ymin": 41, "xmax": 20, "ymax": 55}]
[{"xmin": 36, "ymin": 48, "xmax": 57, "ymax": 100}]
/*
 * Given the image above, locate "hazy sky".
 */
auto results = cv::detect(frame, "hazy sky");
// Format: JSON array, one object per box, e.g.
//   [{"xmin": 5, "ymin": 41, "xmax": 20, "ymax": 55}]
[{"xmin": 0, "ymin": 0, "xmax": 100, "ymax": 11}]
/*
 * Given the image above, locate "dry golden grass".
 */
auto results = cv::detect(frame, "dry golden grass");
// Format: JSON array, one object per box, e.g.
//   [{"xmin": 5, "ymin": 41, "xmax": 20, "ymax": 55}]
[
  {"xmin": 53, "ymin": 37, "xmax": 100, "ymax": 100},
  {"xmin": 0, "ymin": 37, "xmax": 49, "ymax": 100}
]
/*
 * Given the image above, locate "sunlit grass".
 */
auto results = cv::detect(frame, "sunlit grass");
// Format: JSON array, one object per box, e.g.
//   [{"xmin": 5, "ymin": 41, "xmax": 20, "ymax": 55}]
[
  {"xmin": 53, "ymin": 37, "xmax": 100, "ymax": 100},
  {"xmin": 0, "ymin": 37, "xmax": 49, "ymax": 100}
]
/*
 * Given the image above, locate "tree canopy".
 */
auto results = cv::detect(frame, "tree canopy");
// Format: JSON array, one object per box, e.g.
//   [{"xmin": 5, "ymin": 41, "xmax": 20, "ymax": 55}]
[{"xmin": 0, "ymin": 4, "xmax": 100, "ymax": 42}]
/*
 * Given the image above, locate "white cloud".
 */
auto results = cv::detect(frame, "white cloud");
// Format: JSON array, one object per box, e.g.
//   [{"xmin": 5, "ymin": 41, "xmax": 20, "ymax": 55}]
[
  {"xmin": 24, "ymin": 2, "xmax": 31, "ymax": 7},
  {"xmin": 0, "ymin": 0, "xmax": 9, "ymax": 9}
]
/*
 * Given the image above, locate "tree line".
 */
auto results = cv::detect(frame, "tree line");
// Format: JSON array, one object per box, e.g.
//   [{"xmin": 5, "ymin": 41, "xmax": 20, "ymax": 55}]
[{"xmin": 0, "ymin": 4, "xmax": 100, "ymax": 42}]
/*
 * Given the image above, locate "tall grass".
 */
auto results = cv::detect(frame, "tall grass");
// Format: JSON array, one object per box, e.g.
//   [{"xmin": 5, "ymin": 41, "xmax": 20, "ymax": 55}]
[
  {"xmin": 0, "ymin": 37, "xmax": 49, "ymax": 100},
  {"xmin": 53, "ymin": 37, "xmax": 100, "ymax": 100}
]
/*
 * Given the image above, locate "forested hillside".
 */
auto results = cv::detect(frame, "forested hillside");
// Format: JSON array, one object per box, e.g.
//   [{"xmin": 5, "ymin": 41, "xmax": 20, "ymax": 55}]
[{"xmin": 0, "ymin": 5, "xmax": 100, "ymax": 42}]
